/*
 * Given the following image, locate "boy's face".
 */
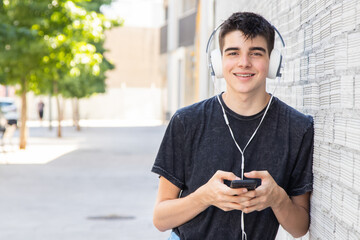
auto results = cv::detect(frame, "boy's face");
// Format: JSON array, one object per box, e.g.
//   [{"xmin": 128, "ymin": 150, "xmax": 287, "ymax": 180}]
[{"xmin": 222, "ymin": 30, "xmax": 270, "ymax": 97}]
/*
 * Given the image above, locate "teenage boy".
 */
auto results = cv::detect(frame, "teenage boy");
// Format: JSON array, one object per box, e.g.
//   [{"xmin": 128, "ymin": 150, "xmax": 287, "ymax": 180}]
[{"xmin": 152, "ymin": 12, "xmax": 313, "ymax": 240}]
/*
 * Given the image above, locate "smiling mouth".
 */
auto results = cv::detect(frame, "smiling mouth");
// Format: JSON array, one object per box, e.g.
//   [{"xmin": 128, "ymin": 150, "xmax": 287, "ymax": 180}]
[{"xmin": 234, "ymin": 73, "xmax": 255, "ymax": 77}]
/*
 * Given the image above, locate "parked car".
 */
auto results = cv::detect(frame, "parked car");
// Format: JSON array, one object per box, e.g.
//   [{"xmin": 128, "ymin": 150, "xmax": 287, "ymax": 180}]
[
  {"xmin": 0, "ymin": 97, "xmax": 18, "ymax": 126},
  {"xmin": 0, "ymin": 110, "xmax": 6, "ymax": 134}
]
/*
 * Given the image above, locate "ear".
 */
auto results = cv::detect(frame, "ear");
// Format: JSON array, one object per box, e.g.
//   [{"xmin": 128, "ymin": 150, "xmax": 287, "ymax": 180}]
[
  {"xmin": 210, "ymin": 49, "xmax": 223, "ymax": 78},
  {"xmin": 267, "ymin": 49, "xmax": 282, "ymax": 79}
]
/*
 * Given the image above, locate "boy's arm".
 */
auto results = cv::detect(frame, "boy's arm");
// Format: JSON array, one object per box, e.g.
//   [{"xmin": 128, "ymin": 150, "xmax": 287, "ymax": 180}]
[
  {"xmin": 153, "ymin": 176, "xmax": 207, "ymax": 232},
  {"xmin": 153, "ymin": 171, "xmax": 252, "ymax": 232},
  {"xmin": 241, "ymin": 171, "xmax": 310, "ymax": 238},
  {"xmin": 273, "ymin": 191, "xmax": 310, "ymax": 238}
]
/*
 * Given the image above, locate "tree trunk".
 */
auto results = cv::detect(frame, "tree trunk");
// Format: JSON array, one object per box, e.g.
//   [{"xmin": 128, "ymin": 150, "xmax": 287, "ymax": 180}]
[
  {"xmin": 76, "ymin": 98, "xmax": 80, "ymax": 131},
  {"xmin": 55, "ymin": 95, "xmax": 62, "ymax": 138},
  {"xmin": 19, "ymin": 79, "xmax": 27, "ymax": 149},
  {"xmin": 72, "ymin": 98, "xmax": 76, "ymax": 127},
  {"xmin": 54, "ymin": 82, "xmax": 62, "ymax": 138},
  {"xmin": 72, "ymin": 98, "xmax": 80, "ymax": 131},
  {"xmin": 48, "ymin": 94, "xmax": 52, "ymax": 131}
]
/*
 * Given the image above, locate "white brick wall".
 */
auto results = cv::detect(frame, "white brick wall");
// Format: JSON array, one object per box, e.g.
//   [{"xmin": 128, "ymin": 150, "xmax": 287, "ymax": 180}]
[{"xmin": 215, "ymin": 0, "xmax": 360, "ymax": 239}]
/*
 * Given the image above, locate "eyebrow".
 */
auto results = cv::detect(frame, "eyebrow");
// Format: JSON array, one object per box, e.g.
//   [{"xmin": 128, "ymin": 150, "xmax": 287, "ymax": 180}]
[
  {"xmin": 250, "ymin": 47, "xmax": 267, "ymax": 53},
  {"xmin": 224, "ymin": 47, "xmax": 267, "ymax": 53},
  {"xmin": 224, "ymin": 47, "xmax": 240, "ymax": 52}
]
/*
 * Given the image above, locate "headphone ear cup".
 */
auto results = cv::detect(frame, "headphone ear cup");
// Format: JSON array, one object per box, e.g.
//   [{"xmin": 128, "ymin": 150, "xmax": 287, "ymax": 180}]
[
  {"xmin": 210, "ymin": 49, "xmax": 223, "ymax": 78},
  {"xmin": 267, "ymin": 49, "xmax": 282, "ymax": 79}
]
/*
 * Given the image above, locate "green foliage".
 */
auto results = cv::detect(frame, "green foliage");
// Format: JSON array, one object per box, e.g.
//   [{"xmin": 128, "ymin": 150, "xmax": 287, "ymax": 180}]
[
  {"xmin": 0, "ymin": 0, "xmax": 122, "ymax": 98},
  {"xmin": 0, "ymin": 0, "xmax": 50, "ymax": 91},
  {"xmin": 75, "ymin": 0, "xmax": 113, "ymax": 13}
]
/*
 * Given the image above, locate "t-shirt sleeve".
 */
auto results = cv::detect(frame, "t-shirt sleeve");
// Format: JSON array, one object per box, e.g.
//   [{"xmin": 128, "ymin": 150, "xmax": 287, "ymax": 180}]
[
  {"xmin": 287, "ymin": 117, "xmax": 314, "ymax": 196},
  {"xmin": 151, "ymin": 112, "xmax": 187, "ymax": 190}
]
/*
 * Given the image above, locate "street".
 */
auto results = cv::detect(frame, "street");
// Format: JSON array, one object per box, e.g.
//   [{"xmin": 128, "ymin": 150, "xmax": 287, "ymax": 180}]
[{"xmin": 0, "ymin": 124, "xmax": 170, "ymax": 240}]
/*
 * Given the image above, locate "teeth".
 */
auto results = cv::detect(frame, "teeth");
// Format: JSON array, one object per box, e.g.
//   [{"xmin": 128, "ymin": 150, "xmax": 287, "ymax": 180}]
[{"xmin": 235, "ymin": 73, "xmax": 254, "ymax": 77}]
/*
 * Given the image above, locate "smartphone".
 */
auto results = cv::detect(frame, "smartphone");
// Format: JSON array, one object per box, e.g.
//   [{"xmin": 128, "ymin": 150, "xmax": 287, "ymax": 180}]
[{"xmin": 230, "ymin": 179, "xmax": 257, "ymax": 190}]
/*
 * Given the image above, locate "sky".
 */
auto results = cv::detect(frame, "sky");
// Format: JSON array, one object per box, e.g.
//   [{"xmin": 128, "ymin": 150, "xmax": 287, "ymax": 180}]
[{"xmin": 101, "ymin": 0, "xmax": 165, "ymax": 28}]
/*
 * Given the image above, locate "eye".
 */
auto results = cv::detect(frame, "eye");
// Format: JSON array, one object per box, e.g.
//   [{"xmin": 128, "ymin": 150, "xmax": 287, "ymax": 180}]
[
  {"xmin": 250, "ymin": 52, "xmax": 263, "ymax": 57},
  {"xmin": 227, "ymin": 52, "xmax": 238, "ymax": 56}
]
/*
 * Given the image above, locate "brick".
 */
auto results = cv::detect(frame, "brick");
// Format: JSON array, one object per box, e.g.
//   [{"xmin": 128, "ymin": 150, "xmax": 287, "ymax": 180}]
[
  {"xmin": 355, "ymin": 76, "xmax": 360, "ymax": 108},
  {"xmin": 334, "ymin": 115, "xmax": 346, "ymax": 146},
  {"xmin": 347, "ymin": 32, "xmax": 360, "ymax": 68},
  {"xmin": 316, "ymin": 51, "xmax": 325, "ymax": 80},
  {"xmin": 346, "ymin": 118, "xmax": 360, "ymax": 150},
  {"xmin": 334, "ymin": 36, "xmax": 347, "ymax": 72},
  {"xmin": 322, "ymin": 179, "xmax": 332, "ymax": 212},
  {"xmin": 335, "ymin": 221, "xmax": 349, "ymax": 240},
  {"xmin": 342, "ymin": 0, "xmax": 357, "ymax": 32},
  {"xmin": 342, "ymin": 188, "xmax": 358, "ymax": 227},
  {"xmin": 340, "ymin": 149, "xmax": 354, "ymax": 187},
  {"xmin": 312, "ymin": 175, "xmax": 322, "ymax": 206},
  {"xmin": 323, "ymin": 214, "xmax": 335, "ymax": 240},
  {"xmin": 330, "ymin": 77, "xmax": 341, "ymax": 107},
  {"xmin": 324, "ymin": 114, "xmax": 334, "ymax": 144},
  {"xmin": 329, "ymin": 148, "xmax": 340, "ymax": 182},
  {"xmin": 310, "ymin": 208, "xmax": 324, "ymax": 239},
  {"xmin": 324, "ymin": 45, "xmax": 335, "ymax": 76},
  {"xmin": 348, "ymin": 230, "xmax": 360, "ymax": 240},
  {"xmin": 319, "ymin": 144, "xmax": 330, "ymax": 176},
  {"xmin": 340, "ymin": 76, "xmax": 354, "ymax": 109},
  {"xmin": 354, "ymin": 151, "xmax": 360, "ymax": 193},
  {"xmin": 330, "ymin": 3, "xmax": 343, "ymax": 36},
  {"xmin": 332, "ymin": 183, "xmax": 343, "ymax": 221},
  {"xmin": 312, "ymin": 19, "xmax": 321, "ymax": 48},
  {"xmin": 320, "ymin": 12, "xmax": 331, "ymax": 41}
]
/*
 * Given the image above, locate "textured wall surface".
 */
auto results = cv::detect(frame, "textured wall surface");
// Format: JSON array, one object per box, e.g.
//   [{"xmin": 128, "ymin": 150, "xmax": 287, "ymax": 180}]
[{"xmin": 215, "ymin": 0, "xmax": 360, "ymax": 239}]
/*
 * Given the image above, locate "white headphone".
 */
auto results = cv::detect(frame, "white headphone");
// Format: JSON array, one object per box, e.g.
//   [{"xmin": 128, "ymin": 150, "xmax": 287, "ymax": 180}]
[{"xmin": 206, "ymin": 23, "xmax": 285, "ymax": 80}]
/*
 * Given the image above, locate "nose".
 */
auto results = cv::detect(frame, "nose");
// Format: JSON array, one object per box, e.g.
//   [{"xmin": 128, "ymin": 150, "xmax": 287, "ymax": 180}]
[{"xmin": 237, "ymin": 54, "xmax": 251, "ymax": 68}]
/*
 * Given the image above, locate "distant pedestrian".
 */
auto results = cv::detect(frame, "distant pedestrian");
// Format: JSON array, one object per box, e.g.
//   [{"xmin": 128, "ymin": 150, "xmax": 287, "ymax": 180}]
[{"xmin": 38, "ymin": 100, "xmax": 45, "ymax": 124}]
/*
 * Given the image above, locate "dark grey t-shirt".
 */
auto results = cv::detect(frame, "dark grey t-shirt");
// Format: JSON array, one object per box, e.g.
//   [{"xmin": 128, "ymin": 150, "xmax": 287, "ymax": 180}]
[{"xmin": 152, "ymin": 94, "xmax": 314, "ymax": 240}]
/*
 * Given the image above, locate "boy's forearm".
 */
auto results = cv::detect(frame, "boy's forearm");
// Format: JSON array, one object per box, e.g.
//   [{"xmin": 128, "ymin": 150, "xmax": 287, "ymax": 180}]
[
  {"xmin": 153, "ymin": 187, "xmax": 209, "ymax": 232},
  {"xmin": 272, "ymin": 188, "xmax": 310, "ymax": 238}
]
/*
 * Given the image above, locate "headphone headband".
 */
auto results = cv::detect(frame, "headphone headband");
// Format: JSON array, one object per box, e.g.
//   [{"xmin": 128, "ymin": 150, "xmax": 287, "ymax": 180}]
[
  {"xmin": 272, "ymin": 25, "xmax": 285, "ymax": 48},
  {"xmin": 206, "ymin": 23, "xmax": 223, "ymax": 77},
  {"xmin": 206, "ymin": 22, "xmax": 285, "ymax": 79}
]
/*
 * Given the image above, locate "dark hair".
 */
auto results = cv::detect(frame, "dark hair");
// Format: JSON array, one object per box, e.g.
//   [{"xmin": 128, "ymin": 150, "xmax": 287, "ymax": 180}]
[{"xmin": 219, "ymin": 12, "xmax": 275, "ymax": 56}]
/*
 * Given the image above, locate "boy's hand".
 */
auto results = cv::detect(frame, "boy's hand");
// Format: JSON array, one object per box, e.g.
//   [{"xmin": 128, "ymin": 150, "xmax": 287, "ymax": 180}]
[
  {"xmin": 240, "ymin": 171, "xmax": 286, "ymax": 213},
  {"xmin": 197, "ymin": 170, "xmax": 253, "ymax": 212}
]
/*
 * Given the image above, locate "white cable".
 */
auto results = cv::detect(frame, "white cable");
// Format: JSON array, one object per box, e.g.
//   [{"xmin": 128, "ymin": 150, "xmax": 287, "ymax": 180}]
[
  {"xmin": 213, "ymin": 75, "xmax": 280, "ymax": 239},
  {"xmin": 242, "ymin": 212, "xmax": 247, "ymax": 240},
  {"xmin": 215, "ymin": 89, "xmax": 274, "ymax": 179}
]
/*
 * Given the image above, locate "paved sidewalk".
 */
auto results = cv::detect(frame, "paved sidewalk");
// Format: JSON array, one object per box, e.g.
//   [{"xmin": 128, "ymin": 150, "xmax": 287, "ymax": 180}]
[{"xmin": 0, "ymin": 124, "xmax": 170, "ymax": 240}]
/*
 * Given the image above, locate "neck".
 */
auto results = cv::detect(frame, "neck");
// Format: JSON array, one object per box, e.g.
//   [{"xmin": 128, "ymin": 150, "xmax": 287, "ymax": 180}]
[{"xmin": 222, "ymin": 91, "xmax": 271, "ymax": 116}]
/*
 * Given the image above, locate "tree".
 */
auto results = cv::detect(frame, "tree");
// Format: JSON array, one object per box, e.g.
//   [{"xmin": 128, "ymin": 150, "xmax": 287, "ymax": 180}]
[
  {"xmin": 47, "ymin": 1, "xmax": 121, "ymax": 136},
  {"xmin": 0, "ymin": 0, "xmax": 122, "ymax": 145},
  {"xmin": 0, "ymin": 0, "xmax": 51, "ymax": 149}
]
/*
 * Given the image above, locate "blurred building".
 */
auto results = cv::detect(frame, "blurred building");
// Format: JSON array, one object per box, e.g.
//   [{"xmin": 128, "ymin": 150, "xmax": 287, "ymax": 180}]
[
  {"xmin": 78, "ymin": 26, "xmax": 165, "ymax": 122},
  {"xmin": 77, "ymin": 0, "xmax": 166, "ymax": 123},
  {"xmin": 160, "ymin": 0, "xmax": 223, "ymax": 119},
  {"xmin": 0, "ymin": 85, "xmax": 15, "ymax": 98},
  {"xmin": 27, "ymin": 0, "xmax": 166, "ymax": 124},
  {"xmin": 160, "ymin": 0, "xmax": 198, "ymax": 119}
]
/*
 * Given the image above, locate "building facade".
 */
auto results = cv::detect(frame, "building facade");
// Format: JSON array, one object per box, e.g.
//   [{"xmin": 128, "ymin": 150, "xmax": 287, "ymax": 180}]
[
  {"xmin": 160, "ymin": 0, "xmax": 199, "ymax": 119},
  {"xmin": 0, "ymin": 85, "xmax": 15, "ymax": 98}
]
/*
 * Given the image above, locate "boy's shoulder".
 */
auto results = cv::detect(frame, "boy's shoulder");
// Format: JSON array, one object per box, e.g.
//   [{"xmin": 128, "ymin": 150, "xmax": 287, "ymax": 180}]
[
  {"xmin": 275, "ymin": 97, "xmax": 313, "ymax": 129},
  {"xmin": 175, "ymin": 96, "xmax": 217, "ymax": 120}
]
